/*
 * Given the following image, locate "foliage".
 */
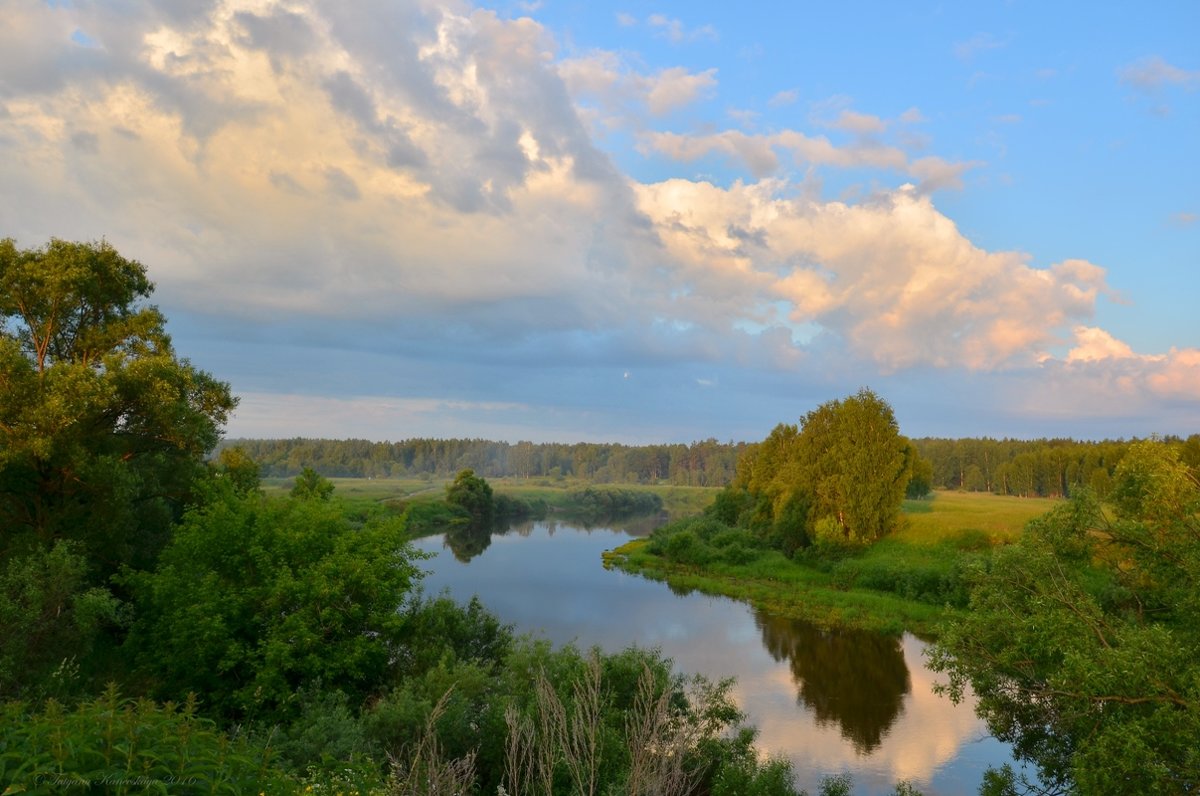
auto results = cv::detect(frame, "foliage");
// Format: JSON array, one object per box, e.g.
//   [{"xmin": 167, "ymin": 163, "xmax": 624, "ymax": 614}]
[
  {"xmin": 0, "ymin": 541, "xmax": 119, "ymax": 700},
  {"xmin": 445, "ymin": 468, "xmax": 494, "ymax": 527},
  {"xmin": 561, "ymin": 486, "xmax": 664, "ymax": 522},
  {"xmin": 368, "ymin": 641, "xmax": 769, "ymax": 796},
  {"xmin": 0, "ymin": 685, "xmax": 294, "ymax": 794},
  {"xmin": 121, "ymin": 483, "xmax": 422, "ymax": 722},
  {"xmin": 611, "ymin": 491, "xmax": 1051, "ymax": 635},
  {"xmin": 0, "ymin": 238, "xmax": 235, "ymax": 580},
  {"xmin": 214, "ymin": 446, "xmax": 261, "ymax": 496},
  {"xmin": 730, "ymin": 389, "xmax": 915, "ymax": 549},
  {"xmin": 931, "ymin": 440, "xmax": 1200, "ymax": 794},
  {"xmin": 290, "ymin": 466, "xmax": 334, "ymax": 501}
]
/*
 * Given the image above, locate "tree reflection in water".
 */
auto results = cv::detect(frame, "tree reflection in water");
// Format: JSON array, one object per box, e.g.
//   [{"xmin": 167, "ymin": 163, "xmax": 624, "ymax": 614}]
[
  {"xmin": 444, "ymin": 522, "xmax": 493, "ymax": 562},
  {"xmin": 754, "ymin": 609, "xmax": 910, "ymax": 753}
]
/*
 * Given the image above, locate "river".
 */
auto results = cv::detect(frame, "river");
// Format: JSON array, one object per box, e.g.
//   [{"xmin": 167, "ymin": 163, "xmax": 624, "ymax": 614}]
[{"xmin": 412, "ymin": 519, "xmax": 1019, "ymax": 795}]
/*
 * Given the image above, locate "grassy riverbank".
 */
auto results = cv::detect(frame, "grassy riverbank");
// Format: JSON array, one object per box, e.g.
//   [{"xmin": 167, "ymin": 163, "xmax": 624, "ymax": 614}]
[{"xmin": 604, "ymin": 491, "xmax": 1058, "ymax": 636}]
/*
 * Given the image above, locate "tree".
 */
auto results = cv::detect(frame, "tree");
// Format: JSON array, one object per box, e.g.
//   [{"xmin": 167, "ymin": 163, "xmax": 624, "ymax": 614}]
[
  {"xmin": 291, "ymin": 465, "xmax": 334, "ymax": 501},
  {"xmin": 446, "ymin": 468, "xmax": 494, "ymax": 528},
  {"xmin": 0, "ymin": 238, "xmax": 235, "ymax": 578},
  {"xmin": 729, "ymin": 389, "xmax": 912, "ymax": 549},
  {"xmin": 812, "ymin": 389, "xmax": 911, "ymax": 543},
  {"xmin": 930, "ymin": 440, "xmax": 1200, "ymax": 794}
]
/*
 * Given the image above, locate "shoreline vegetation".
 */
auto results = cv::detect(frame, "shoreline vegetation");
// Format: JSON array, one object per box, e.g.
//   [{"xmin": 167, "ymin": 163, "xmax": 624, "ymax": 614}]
[{"xmin": 603, "ymin": 491, "xmax": 1058, "ymax": 637}]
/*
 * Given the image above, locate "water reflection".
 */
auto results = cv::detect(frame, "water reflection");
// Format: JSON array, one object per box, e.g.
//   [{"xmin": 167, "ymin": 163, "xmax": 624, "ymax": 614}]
[
  {"xmin": 444, "ymin": 522, "xmax": 493, "ymax": 561},
  {"xmin": 755, "ymin": 611, "xmax": 910, "ymax": 753},
  {"xmin": 414, "ymin": 522, "xmax": 1010, "ymax": 795}
]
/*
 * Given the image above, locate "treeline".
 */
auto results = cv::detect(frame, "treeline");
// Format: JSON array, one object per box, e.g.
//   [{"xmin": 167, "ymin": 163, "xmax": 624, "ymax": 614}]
[
  {"xmin": 224, "ymin": 436, "xmax": 748, "ymax": 485},
  {"xmin": 228, "ymin": 434, "xmax": 1200, "ymax": 499},
  {"xmin": 912, "ymin": 435, "xmax": 1200, "ymax": 497}
]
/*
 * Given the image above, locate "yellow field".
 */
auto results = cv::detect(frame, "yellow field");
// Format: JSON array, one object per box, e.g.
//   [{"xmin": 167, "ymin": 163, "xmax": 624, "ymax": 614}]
[{"xmin": 899, "ymin": 490, "xmax": 1059, "ymax": 545}]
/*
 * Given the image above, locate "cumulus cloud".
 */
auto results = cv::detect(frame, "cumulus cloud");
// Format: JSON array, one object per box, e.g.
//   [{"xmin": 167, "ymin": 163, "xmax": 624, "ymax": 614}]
[
  {"xmin": 1148, "ymin": 348, "xmax": 1200, "ymax": 399},
  {"xmin": 0, "ymin": 0, "xmax": 1192, "ymax": 436},
  {"xmin": 634, "ymin": 180, "xmax": 1113, "ymax": 371},
  {"xmin": 1066, "ymin": 326, "xmax": 1138, "ymax": 363}
]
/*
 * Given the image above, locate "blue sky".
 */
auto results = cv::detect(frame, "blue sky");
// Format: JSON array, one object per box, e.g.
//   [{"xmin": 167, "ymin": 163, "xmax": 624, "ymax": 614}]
[{"xmin": 1, "ymin": 0, "xmax": 1197, "ymax": 443}]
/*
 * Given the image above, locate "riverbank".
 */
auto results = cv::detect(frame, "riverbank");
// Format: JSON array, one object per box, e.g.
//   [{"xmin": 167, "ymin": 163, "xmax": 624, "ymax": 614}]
[{"xmin": 604, "ymin": 491, "xmax": 1057, "ymax": 636}]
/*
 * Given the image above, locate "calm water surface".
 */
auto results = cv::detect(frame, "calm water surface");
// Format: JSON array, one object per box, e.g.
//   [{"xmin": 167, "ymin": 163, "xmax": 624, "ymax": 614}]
[{"xmin": 413, "ymin": 520, "xmax": 1015, "ymax": 795}]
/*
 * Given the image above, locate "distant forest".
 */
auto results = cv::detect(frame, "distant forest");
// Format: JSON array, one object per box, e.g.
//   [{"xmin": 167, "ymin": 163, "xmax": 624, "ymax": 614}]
[{"xmin": 225, "ymin": 434, "xmax": 1200, "ymax": 499}]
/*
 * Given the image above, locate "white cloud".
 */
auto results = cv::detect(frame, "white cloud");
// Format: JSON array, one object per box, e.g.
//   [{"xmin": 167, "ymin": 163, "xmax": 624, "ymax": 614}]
[
  {"xmin": 1066, "ymin": 326, "xmax": 1138, "ymax": 363},
  {"xmin": 635, "ymin": 180, "xmax": 1112, "ymax": 371},
  {"xmin": 827, "ymin": 109, "xmax": 887, "ymax": 135},
  {"xmin": 646, "ymin": 14, "xmax": 718, "ymax": 44},
  {"xmin": 641, "ymin": 128, "xmax": 978, "ymax": 191},
  {"xmin": 768, "ymin": 88, "xmax": 798, "ymax": 108},
  {"xmin": 953, "ymin": 33, "xmax": 1006, "ymax": 62},
  {"xmin": 558, "ymin": 53, "xmax": 717, "ymax": 117},
  {"xmin": 1118, "ymin": 56, "xmax": 1200, "ymax": 92},
  {"xmin": 1148, "ymin": 348, "xmax": 1200, "ymax": 399},
  {"xmin": 644, "ymin": 66, "xmax": 718, "ymax": 115}
]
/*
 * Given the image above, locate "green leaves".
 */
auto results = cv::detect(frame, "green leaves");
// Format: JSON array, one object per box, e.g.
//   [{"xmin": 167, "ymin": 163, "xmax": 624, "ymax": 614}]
[
  {"xmin": 445, "ymin": 468, "xmax": 494, "ymax": 527},
  {"xmin": 731, "ymin": 389, "xmax": 914, "ymax": 550},
  {"xmin": 1, "ymin": 238, "xmax": 235, "ymax": 580},
  {"xmin": 932, "ymin": 440, "xmax": 1200, "ymax": 794},
  {"xmin": 123, "ymin": 486, "xmax": 422, "ymax": 722},
  {"xmin": 0, "ymin": 541, "xmax": 119, "ymax": 700}
]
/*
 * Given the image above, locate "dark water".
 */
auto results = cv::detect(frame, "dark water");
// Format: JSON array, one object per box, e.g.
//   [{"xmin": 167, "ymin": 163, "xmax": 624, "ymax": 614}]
[{"xmin": 414, "ymin": 520, "xmax": 1014, "ymax": 795}]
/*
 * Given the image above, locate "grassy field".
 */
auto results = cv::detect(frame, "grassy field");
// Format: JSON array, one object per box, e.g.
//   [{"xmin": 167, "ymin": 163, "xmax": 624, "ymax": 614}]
[
  {"xmin": 899, "ymin": 490, "xmax": 1056, "ymax": 543},
  {"xmin": 606, "ymin": 490, "xmax": 1060, "ymax": 636}
]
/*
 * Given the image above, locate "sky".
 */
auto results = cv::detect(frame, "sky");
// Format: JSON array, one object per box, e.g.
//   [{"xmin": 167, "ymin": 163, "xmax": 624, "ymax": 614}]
[{"xmin": 1, "ymin": 0, "xmax": 1197, "ymax": 444}]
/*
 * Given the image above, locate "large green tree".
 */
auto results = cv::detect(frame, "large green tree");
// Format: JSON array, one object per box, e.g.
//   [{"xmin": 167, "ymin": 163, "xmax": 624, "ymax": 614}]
[
  {"xmin": 0, "ymin": 238, "xmax": 234, "ymax": 578},
  {"xmin": 931, "ymin": 440, "xmax": 1200, "ymax": 794},
  {"xmin": 731, "ymin": 389, "xmax": 915, "ymax": 548}
]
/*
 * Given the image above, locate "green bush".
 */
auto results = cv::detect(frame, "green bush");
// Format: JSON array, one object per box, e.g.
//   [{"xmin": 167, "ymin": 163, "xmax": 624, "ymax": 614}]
[{"xmin": 0, "ymin": 541, "xmax": 120, "ymax": 701}]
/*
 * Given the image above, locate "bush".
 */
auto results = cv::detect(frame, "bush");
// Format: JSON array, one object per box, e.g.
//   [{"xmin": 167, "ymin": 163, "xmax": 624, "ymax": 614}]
[
  {"xmin": 0, "ymin": 541, "xmax": 120, "ymax": 701},
  {"xmin": 665, "ymin": 530, "xmax": 713, "ymax": 567}
]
